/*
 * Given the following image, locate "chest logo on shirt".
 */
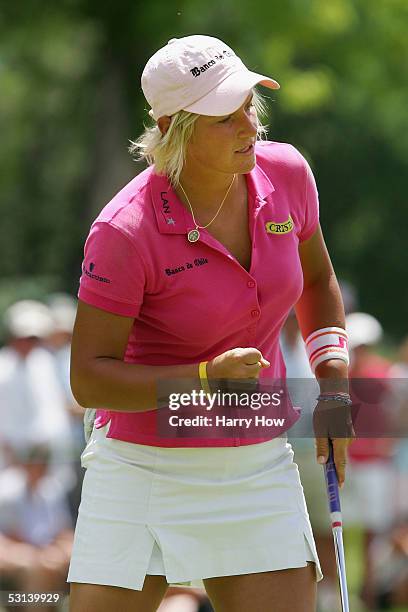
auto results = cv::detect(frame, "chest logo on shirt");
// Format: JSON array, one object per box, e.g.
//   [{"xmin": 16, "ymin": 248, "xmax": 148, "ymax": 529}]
[
  {"xmin": 265, "ymin": 215, "xmax": 294, "ymax": 235},
  {"xmin": 164, "ymin": 258, "xmax": 209, "ymax": 276}
]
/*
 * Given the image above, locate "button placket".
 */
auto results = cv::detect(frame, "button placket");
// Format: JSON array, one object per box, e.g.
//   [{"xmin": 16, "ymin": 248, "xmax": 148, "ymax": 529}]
[{"xmin": 252, "ymin": 196, "xmax": 267, "ymax": 250}]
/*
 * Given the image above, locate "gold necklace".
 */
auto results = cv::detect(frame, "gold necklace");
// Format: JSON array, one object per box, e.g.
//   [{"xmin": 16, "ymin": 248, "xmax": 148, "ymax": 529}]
[{"xmin": 179, "ymin": 174, "xmax": 236, "ymax": 243}]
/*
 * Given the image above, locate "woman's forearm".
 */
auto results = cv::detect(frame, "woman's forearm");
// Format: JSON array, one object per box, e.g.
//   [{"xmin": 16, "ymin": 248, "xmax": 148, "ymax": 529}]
[
  {"xmin": 315, "ymin": 359, "xmax": 349, "ymax": 394},
  {"xmin": 295, "ymin": 270, "xmax": 345, "ymax": 336},
  {"xmin": 71, "ymin": 359, "xmax": 201, "ymax": 412},
  {"xmin": 295, "ymin": 272, "xmax": 349, "ymax": 394}
]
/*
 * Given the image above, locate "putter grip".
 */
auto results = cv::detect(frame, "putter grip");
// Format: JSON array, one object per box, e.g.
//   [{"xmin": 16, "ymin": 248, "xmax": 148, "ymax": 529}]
[{"xmin": 324, "ymin": 442, "xmax": 342, "ymax": 514}]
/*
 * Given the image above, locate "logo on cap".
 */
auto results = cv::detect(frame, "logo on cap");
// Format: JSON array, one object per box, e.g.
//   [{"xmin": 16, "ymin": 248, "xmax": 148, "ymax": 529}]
[
  {"xmin": 190, "ymin": 49, "xmax": 235, "ymax": 78},
  {"xmin": 265, "ymin": 215, "xmax": 294, "ymax": 234}
]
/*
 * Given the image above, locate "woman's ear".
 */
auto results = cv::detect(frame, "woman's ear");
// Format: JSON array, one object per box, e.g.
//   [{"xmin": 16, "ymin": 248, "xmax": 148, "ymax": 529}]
[{"xmin": 157, "ymin": 116, "xmax": 171, "ymax": 136}]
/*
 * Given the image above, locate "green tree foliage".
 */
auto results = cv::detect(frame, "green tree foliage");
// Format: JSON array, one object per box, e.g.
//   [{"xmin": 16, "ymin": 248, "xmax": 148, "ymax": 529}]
[{"xmin": 0, "ymin": 0, "xmax": 407, "ymax": 337}]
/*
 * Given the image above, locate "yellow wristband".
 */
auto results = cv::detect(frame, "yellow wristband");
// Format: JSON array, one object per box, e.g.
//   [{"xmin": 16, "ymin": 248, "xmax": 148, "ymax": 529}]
[{"xmin": 199, "ymin": 361, "xmax": 211, "ymax": 395}]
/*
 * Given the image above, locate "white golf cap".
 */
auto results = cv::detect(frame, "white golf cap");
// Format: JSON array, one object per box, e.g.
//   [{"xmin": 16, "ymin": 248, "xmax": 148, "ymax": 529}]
[
  {"xmin": 4, "ymin": 300, "xmax": 55, "ymax": 339},
  {"xmin": 142, "ymin": 35, "xmax": 280, "ymax": 120},
  {"xmin": 346, "ymin": 312, "xmax": 383, "ymax": 349}
]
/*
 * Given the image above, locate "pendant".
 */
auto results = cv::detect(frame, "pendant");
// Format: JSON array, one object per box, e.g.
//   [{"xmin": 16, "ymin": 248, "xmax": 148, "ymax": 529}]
[{"xmin": 187, "ymin": 229, "xmax": 200, "ymax": 243}]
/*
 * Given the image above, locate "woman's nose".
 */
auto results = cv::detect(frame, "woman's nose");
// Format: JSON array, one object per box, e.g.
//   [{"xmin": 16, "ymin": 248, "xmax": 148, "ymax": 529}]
[{"xmin": 238, "ymin": 112, "xmax": 257, "ymax": 137}]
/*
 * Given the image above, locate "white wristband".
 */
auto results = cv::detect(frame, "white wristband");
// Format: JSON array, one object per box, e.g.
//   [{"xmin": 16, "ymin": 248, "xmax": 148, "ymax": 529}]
[{"xmin": 305, "ymin": 326, "xmax": 349, "ymax": 374}]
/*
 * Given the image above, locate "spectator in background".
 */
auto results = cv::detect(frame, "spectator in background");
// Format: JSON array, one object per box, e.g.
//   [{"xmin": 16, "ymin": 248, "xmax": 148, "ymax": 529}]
[
  {"xmin": 342, "ymin": 312, "xmax": 396, "ymax": 610},
  {"xmin": 371, "ymin": 517, "xmax": 408, "ymax": 609},
  {"xmin": 389, "ymin": 335, "xmax": 408, "ymax": 522},
  {"xmin": 336, "ymin": 280, "xmax": 358, "ymax": 318},
  {"xmin": 45, "ymin": 293, "xmax": 86, "ymax": 521},
  {"xmin": 364, "ymin": 335, "xmax": 408, "ymax": 609},
  {"xmin": 0, "ymin": 443, "xmax": 73, "ymax": 612},
  {"xmin": 0, "ymin": 300, "xmax": 75, "ymax": 493},
  {"xmin": 390, "ymin": 336, "xmax": 408, "ymax": 379},
  {"xmin": 45, "ymin": 293, "xmax": 78, "ymax": 404},
  {"xmin": 156, "ymin": 587, "xmax": 214, "ymax": 612}
]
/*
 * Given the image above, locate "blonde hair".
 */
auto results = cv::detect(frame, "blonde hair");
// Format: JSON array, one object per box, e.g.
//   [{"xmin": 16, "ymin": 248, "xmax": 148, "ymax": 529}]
[{"xmin": 129, "ymin": 89, "xmax": 269, "ymax": 187}]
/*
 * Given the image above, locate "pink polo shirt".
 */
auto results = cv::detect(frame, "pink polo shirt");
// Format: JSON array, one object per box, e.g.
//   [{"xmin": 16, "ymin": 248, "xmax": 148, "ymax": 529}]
[{"xmin": 77, "ymin": 141, "xmax": 319, "ymax": 446}]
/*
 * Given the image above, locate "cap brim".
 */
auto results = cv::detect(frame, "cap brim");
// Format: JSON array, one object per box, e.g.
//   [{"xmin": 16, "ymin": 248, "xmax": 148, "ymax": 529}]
[{"xmin": 183, "ymin": 70, "xmax": 280, "ymax": 117}]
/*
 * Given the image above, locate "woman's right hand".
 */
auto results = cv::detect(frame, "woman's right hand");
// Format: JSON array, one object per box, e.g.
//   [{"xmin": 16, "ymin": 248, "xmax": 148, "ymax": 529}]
[{"xmin": 207, "ymin": 347, "xmax": 270, "ymax": 380}]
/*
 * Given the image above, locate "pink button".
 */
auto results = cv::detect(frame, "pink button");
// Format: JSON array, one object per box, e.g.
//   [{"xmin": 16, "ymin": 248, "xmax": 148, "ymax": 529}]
[
  {"xmin": 251, "ymin": 309, "xmax": 260, "ymax": 317},
  {"xmin": 247, "ymin": 280, "xmax": 256, "ymax": 288}
]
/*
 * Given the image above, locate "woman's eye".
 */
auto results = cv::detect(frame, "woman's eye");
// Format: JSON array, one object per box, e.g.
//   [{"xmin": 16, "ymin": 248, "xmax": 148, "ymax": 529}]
[{"xmin": 217, "ymin": 103, "xmax": 253, "ymax": 123}]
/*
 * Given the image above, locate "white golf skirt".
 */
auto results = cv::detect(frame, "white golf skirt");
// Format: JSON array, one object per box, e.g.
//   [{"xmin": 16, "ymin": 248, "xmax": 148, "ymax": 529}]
[{"xmin": 67, "ymin": 423, "xmax": 322, "ymax": 591}]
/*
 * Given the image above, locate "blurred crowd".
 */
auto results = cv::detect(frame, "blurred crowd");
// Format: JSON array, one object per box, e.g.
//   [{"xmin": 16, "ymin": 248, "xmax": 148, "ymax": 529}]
[
  {"xmin": 282, "ymin": 281, "xmax": 408, "ymax": 612},
  {"xmin": 0, "ymin": 295, "xmax": 83, "ymax": 612},
  {"xmin": 0, "ymin": 285, "xmax": 407, "ymax": 612},
  {"xmin": 0, "ymin": 296, "xmax": 212, "ymax": 612}
]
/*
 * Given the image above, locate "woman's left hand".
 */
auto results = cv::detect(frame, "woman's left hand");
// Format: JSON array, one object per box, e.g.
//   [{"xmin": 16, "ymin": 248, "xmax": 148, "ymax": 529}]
[{"xmin": 312, "ymin": 397, "xmax": 355, "ymax": 488}]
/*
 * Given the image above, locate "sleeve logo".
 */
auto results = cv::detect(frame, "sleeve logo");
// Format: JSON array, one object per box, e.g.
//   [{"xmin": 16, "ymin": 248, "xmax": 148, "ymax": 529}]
[
  {"xmin": 265, "ymin": 215, "xmax": 294, "ymax": 234},
  {"xmin": 82, "ymin": 262, "xmax": 111, "ymax": 284}
]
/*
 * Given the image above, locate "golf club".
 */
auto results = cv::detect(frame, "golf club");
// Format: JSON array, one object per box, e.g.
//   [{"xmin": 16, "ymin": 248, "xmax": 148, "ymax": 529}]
[{"xmin": 324, "ymin": 440, "xmax": 350, "ymax": 612}]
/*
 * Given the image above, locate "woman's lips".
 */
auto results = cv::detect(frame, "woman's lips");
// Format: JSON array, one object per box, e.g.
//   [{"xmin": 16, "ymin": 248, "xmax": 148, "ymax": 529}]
[{"xmin": 235, "ymin": 144, "xmax": 254, "ymax": 155}]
